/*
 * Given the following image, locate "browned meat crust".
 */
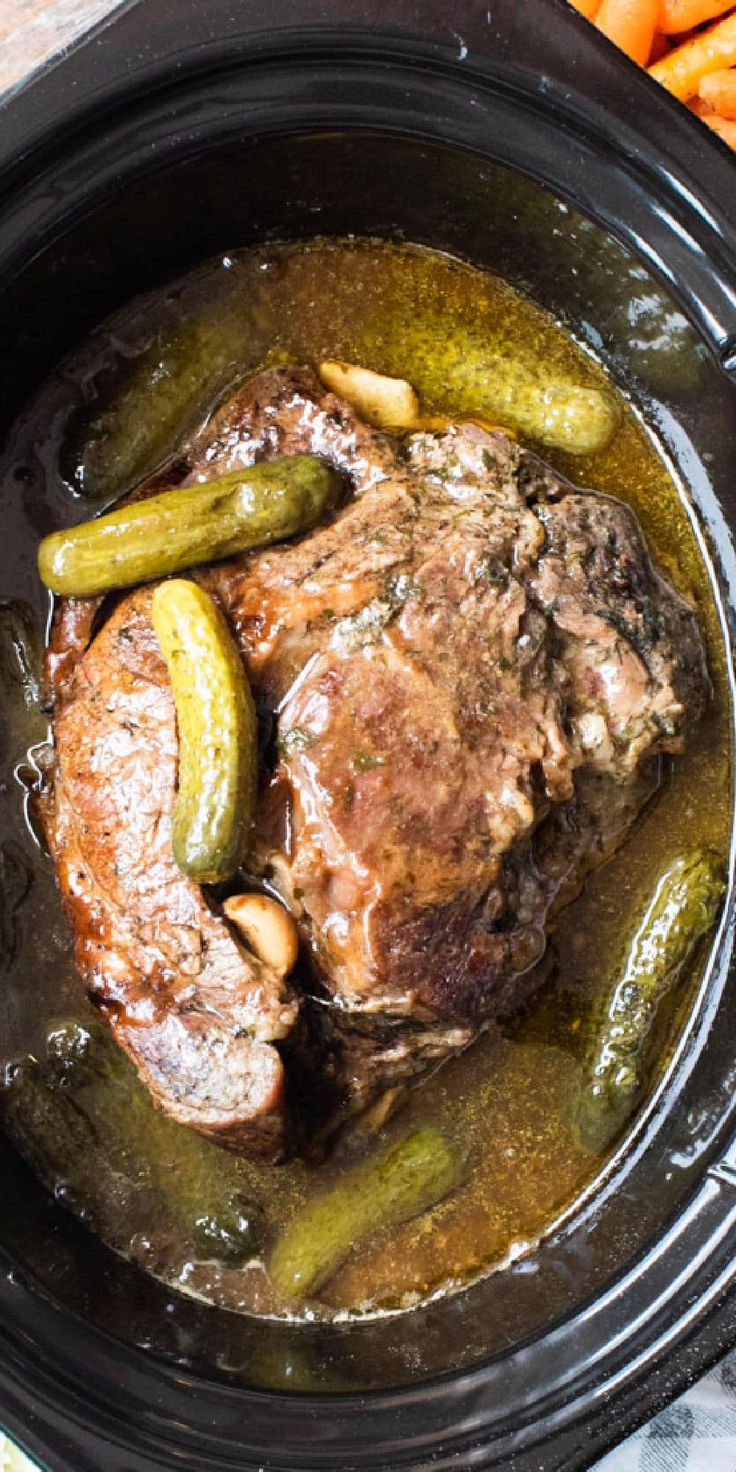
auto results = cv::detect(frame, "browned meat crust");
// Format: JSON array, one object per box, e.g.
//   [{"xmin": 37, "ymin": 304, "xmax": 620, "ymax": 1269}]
[
  {"xmin": 43, "ymin": 368, "xmax": 709, "ymax": 1155},
  {"xmin": 48, "ymin": 589, "xmax": 296, "ymax": 1157}
]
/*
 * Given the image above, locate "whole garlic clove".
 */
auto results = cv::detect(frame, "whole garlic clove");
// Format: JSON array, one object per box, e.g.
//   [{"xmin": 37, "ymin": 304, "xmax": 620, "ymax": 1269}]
[
  {"xmin": 223, "ymin": 893, "xmax": 299, "ymax": 979},
  {"xmin": 318, "ymin": 360, "xmax": 420, "ymax": 432}
]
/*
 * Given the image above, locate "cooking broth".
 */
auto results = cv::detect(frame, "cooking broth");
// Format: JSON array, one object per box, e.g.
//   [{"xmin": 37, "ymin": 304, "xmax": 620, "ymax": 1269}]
[{"xmin": 0, "ymin": 238, "xmax": 730, "ymax": 1320}]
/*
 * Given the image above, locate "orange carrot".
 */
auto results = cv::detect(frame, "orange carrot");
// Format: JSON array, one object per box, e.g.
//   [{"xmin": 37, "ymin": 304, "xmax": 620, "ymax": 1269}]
[
  {"xmin": 649, "ymin": 11, "xmax": 736, "ymax": 97},
  {"xmin": 659, "ymin": 0, "xmax": 736, "ymax": 35},
  {"xmin": 699, "ymin": 64, "xmax": 736, "ymax": 114},
  {"xmin": 702, "ymin": 110, "xmax": 736, "ymax": 143},
  {"xmin": 596, "ymin": 0, "xmax": 662, "ymax": 66},
  {"xmin": 568, "ymin": 0, "xmax": 602, "ymax": 16},
  {"xmin": 689, "ymin": 94, "xmax": 715, "ymax": 112},
  {"xmin": 649, "ymin": 30, "xmax": 673, "ymax": 62}
]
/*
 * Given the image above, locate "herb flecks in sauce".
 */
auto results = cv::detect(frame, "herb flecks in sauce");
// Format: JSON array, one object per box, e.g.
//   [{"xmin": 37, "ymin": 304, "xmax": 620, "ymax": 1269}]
[{"xmin": 0, "ymin": 238, "xmax": 730, "ymax": 1322}]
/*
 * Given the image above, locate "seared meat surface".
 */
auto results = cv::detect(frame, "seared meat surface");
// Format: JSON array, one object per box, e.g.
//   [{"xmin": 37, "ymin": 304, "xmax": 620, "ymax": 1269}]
[
  {"xmin": 49, "ymin": 589, "xmax": 297, "ymax": 1157},
  {"xmin": 44, "ymin": 368, "xmax": 709, "ymax": 1157}
]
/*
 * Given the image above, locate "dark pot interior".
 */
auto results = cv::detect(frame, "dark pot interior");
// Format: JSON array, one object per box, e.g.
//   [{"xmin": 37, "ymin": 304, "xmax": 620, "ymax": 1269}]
[{"xmin": 1, "ymin": 3, "xmax": 736, "ymax": 1469}]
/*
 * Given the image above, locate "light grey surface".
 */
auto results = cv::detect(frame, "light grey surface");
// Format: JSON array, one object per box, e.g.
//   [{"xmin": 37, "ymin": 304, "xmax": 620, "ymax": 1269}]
[
  {"xmin": 596, "ymin": 1354, "xmax": 736, "ymax": 1472},
  {"xmin": 0, "ymin": 1429, "xmax": 38, "ymax": 1470},
  {"xmin": 1, "ymin": 4, "xmax": 735, "ymax": 1471}
]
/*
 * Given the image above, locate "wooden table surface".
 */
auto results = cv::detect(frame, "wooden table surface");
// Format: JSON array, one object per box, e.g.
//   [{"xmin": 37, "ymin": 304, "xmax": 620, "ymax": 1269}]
[{"xmin": 0, "ymin": 0, "xmax": 123, "ymax": 96}]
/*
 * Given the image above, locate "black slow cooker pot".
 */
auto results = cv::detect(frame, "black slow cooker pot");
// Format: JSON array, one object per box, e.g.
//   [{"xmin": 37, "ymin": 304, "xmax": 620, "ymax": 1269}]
[{"xmin": 2, "ymin": 2, "xmax": 736, "ymax": 1468}]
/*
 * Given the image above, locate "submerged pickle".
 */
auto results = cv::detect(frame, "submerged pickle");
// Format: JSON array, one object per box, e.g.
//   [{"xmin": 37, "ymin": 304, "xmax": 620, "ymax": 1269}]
[
  {"xmin": 2, "ymin": 1020, "xmax": 264, "ymax": 1263},
  {"xmin": 38, "ymin": 454, "xmax": 341, "ymax": 597},
  {"xmin": 151, "ymin": 580, "xmax": 256, "ymax": 885},
  {"xmin": 0, "ymin": 600, "xmax": 42, "ymax": 712},
  {"xmin": 418, "ymin": 340, "xmax": 619, "ymax": 454},
  {"xmin": 576, "ymin": 850, "xmax": 726, "ymax": 1153},
  {"xmin": 357, "ymin": 311, "xmax": 620, "ymax": 455},
  {"xmin": 319, "ymin": 347, "xmax": 617, "ymax": 454},
  {"xmin": 65, "ymin": 320, "xmax": 238, "ymax": 502},
  {"xmin": 269, "ymin": 1126, "xmax": 465, "ymax": 1301}
]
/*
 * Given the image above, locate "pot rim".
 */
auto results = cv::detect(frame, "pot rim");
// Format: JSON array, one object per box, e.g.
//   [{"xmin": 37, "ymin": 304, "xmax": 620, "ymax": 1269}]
[{"xmin": 1, "ymin": 4, "xmax": 736, "ymax": 1470}]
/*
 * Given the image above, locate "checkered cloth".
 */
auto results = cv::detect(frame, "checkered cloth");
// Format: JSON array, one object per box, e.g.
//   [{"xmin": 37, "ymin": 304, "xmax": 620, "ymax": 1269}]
[
  {"xmin": 595, "ymin": 1349, "xmax": 736, "ymax": 1471},
  {"xmin": 0, "ymin": 1436, "xmax": 38, "ymax": 1471},
  {"xmin": 4, "ymin": 1351, "xmax": 736, "ymax": 1468}
]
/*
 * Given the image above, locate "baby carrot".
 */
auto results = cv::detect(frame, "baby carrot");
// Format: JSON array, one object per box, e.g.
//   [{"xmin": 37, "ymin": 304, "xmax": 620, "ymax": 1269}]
[
  {"xmin": 699, "ymin": 65, "xmax": 736, "ymax": 114},
  {"xmin": 702, "ymin": 110, "xmax": 736, "ymax": 143},
  {"xmin": 659, "ymin": 0, "xmax": 736, "ymax": 35},
  {"xmin": 650, "ymin": 31, "xmax": 672, "ymax": 62},
  {"xmin": 596, "ymin": 0, "xmax": 661, "ymax": 66},
  {"xmin": 649, "ymin": 11, "xmax": 736, "ymax": 98},
  {"xmin": 568, "ymin": 0, "xmax": 602, "ymax": 17}
]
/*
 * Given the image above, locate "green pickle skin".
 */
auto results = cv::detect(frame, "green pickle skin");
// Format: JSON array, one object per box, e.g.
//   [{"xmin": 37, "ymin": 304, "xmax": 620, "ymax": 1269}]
[
  {"xmin": 576, "ymin": 850, "xmax": 726, "ymax": 1154},
  {"xmin": 151, "ymin": 580, "xmax": 256, "ymax": 884},
  {"xmin": 38, "ymin": 454, "xmax": 342, "ymax": 597},
  {"xmin": 1, "ymin": 1021, "xmax": 264, "ymax": 1263},
  {"xmin": 65, "ymin": 319, "xmax": 236, "ymax": 502},
  {"xmin": 408, "ymin": 333, "xmax": 620, "ymax": 455},
  {"xmin": 269, "ymin": 1126, "xmax": 465, "ymax": 1301}
]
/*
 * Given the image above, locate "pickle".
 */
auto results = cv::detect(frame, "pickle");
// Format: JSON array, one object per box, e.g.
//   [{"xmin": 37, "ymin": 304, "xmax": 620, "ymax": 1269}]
[
  {"xmin": 576, "ymin": 850, "xmax": 726, "ymax": 1153},
  {"xmin": 421, "ymin": 339, "xmax": 619, "ymax": 455},
  {"xmin": 0, "ymin": 842, "xmax": 32, "ymax": 973},
  {"xmin": 359, "ymin": 312, "xmax": 620, "ymax": 455},
  {"xmin": 269, "ymin": 1126, "xmax": 465, "ymax": 1300},
  {"xmin": 1, "ymin": 1057, "xmax": 94, "ymax": 1186},
  {"xmin": 3, "ymin": 1020, "xmax": 264, "ymax": 1263},
  {"xmin": 38, "ymin": 454, "xmax": 341, "ymax": 597},
  {"xmin": 151, "ymin": 580, "xmax": 256, "ymax": 884},
  {"xmin": 64, "ymin": 320, "xmax": 237, "ymax": 502},
  {"xmin": 0, "ymin": 600, "xmax": 42, "ymax": 712}
]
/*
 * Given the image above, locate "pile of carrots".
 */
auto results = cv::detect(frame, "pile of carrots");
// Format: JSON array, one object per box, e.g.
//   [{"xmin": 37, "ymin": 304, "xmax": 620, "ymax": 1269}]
[{"xmin": 569, "ymin": 0, "xmax": 736, "ymax": 148}]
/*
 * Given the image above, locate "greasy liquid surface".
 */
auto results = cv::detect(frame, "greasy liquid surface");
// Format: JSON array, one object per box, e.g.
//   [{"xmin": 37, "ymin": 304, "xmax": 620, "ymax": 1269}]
[{"xmin": 0, "ymin": 239, "xmax": 731, "ymax": 1320}]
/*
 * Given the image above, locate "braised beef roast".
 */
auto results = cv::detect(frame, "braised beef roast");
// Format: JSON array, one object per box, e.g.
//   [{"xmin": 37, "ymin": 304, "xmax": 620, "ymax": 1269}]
[{"xmin": 42, "ymin": 369, "xmax": 709, "ymax": 1159}]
